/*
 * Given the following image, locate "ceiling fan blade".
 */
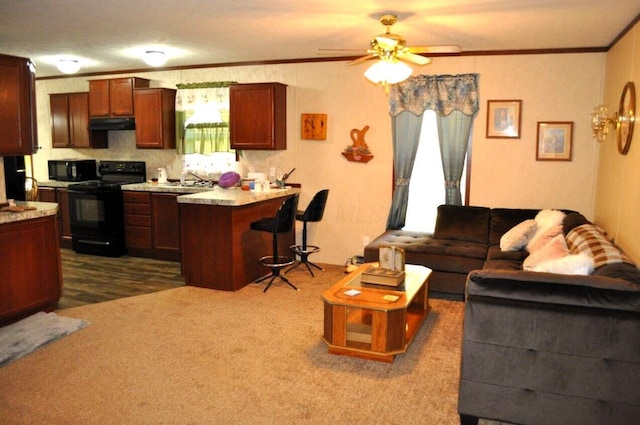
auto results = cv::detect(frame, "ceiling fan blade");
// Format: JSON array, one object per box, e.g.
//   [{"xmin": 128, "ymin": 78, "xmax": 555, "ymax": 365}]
[
  {"xmin": 317, "ymin": 48, "xmax": 367, "ymax": 55},
  {"xmin": 347, "ymin": 54, "xmax": 378, "ymax": 65},
  {"xmin": 408, "ymin": 45, "xmax": 462, "ymax": 54},
  {"xmin": 398, "ymin": 51, "xmax": 432, "ymax": 66}
]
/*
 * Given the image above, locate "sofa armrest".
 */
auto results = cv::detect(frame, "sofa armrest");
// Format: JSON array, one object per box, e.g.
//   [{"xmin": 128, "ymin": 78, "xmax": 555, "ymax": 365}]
[{"xmin": 466, "ymin": 269, "xmax": 640, "ymax": 313}]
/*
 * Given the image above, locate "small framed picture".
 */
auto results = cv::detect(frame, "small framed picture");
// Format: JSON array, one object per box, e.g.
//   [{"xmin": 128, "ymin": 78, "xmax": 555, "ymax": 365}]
[
  {"xmin": 536, "ymin": 122, "xmax": 573, "ymax": 161},
  {"xmin": 301, "ymin": 113, "xmax": 327, "ymax": 140},
  {"xmin": 486, "ymin": 100, "xmax": 522, "ymax": 138}
]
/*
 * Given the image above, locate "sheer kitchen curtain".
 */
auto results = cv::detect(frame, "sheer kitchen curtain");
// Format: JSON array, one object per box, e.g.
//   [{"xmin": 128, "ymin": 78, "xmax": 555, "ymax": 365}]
[
  {"xmin": 175, "ymin": 82, "xmax": 236, "ymax": 155},
  {"xmin": 386, "ymin": 73, "xmax": 479, "ymax": 229}
]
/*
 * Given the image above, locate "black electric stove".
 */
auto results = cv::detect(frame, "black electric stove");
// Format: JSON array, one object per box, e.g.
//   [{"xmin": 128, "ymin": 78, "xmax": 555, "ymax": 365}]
[{"xmin": 68, "ymin": 161, "xmax": 146, "ymax": 257}]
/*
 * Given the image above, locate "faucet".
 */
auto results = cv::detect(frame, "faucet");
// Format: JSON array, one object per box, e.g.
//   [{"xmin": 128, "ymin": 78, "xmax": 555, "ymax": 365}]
[{"xmin": 188, "ymin": 172, "xmax": 207, "ymax": 182}]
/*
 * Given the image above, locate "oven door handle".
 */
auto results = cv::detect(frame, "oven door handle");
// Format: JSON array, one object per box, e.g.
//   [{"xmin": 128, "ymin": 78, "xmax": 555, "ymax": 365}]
[{"xmin": 77, "ymin": 239, "xmax": 112, "ymax": 246}]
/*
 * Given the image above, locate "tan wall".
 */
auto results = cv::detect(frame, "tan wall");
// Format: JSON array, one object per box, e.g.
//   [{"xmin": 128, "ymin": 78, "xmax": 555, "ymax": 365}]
[
  {"xmin": 32, "ymin": 51, "xmax": 604, "ymax": 265},
  {"xmin": 595, "ymin": 22, "xmax": 640, "ymax": 261}
]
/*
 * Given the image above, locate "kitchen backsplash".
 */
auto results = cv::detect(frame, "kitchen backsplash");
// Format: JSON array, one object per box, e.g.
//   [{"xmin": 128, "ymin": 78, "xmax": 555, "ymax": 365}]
[{"xmin": 37, "ymin": 129, "xmax": 292, "ymax": 183}]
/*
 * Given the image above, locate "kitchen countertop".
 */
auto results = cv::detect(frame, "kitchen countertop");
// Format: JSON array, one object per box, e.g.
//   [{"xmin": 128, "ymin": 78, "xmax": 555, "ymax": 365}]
[
  {"xmin": 177, "ymin": 186, "xmax": 300, "ymax": 206},
  {"xmin": 0, "ymin": 201, "xmax": 58, "ymax": 225},
  {"xmin": 122, "ymin": 182, "xmax": 214, "ymax": 194},
  {"xmin": 38, "ymin": 180, "xmax": 87, "ymax": 188}
]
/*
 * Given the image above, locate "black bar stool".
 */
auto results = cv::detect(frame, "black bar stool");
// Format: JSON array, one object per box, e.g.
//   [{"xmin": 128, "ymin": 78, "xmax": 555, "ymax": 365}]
[
  {"xmin": 250, "ymin": 194, "xmax": 299, "ymax": 292},
  {"xmin": 286, "ymin": 189, "xmax": 329, "ymax": 277}
]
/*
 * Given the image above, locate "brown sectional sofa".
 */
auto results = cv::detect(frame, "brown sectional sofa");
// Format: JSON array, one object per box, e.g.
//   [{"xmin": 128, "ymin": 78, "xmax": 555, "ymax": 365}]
[
  {"xmin": 364, "ymin": 204, "xmax": 640, "ymax": 424},
  {"xmin": 364, "ymin": 204, "xmax": 543, "ymax": 297}
]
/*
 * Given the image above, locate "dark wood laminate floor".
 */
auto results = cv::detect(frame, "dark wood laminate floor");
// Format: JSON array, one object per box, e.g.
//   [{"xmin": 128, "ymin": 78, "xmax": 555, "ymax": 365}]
[{"xmin": 57, "ymin": 248, "xmax": 185, "ymax": 310}]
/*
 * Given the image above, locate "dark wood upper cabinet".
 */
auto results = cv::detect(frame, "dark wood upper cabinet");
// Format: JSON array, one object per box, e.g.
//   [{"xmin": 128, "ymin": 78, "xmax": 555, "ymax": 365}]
[
  {"xmin": 134, "ymin": 88, "xmax": 176, "ymax": 149},
  {"xmin": 0, "ymin": 53, "xmax": 38, "ymax": 155},
  {"xmin": 89, "ymin": 77, "xmax": 150, "ymax": 117},
  {"xmin": 230, "ymin": 82, "xmax": 287, "ymax": 150},
  {"xmin": 50, "ymin": 92, "xmax": 107, "ymax": 149}
]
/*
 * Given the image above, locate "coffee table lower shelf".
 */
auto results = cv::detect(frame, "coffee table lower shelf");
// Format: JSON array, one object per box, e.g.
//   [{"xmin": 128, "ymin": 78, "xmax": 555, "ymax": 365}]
[{"xmin": 321, "ymin": 264, "xmax": 431, "ymax": 363}]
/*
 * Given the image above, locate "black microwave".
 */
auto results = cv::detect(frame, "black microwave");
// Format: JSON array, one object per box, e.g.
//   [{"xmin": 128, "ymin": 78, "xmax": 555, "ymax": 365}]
[{"xmin": 48, "ymin": 159, "xmax": 97, "ymax": 181}]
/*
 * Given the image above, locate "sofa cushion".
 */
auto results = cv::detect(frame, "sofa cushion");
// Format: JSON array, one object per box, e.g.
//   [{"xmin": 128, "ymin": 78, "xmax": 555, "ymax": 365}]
[
  {"xmin": 483, "ymin": 258, "xmax": 524, "ymax": 271},
  {"xmin": 362, "ymin": 230, "xmax": 433, "ymax": 260},
  {"xmin": 566, "ymin": 224, "xmax": 636, "ymax": 269},
  {"xmin": 489, "ymin": 208, "xmax": 540, "ymax": 246},
  {"xmin": 486, "ymin": 245, "xmax": 529, "ymax": 262},
  {"xmin": 500, "ymin": 219, "xmax": 536, "ymax": 251},
  {"xmin": 434, "ymin": 205, "xmax": 491, "ymax": 244},
  {"xmin": 593, "ymin": 263, "xmax": 640, "ymax": 285}
]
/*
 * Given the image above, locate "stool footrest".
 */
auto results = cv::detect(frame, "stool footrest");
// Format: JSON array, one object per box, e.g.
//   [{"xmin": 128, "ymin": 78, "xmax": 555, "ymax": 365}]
[
  {"xmin": 259, "ymin": 255, "xmax": 295, "ymax": 268},
  {"xmin": 290, "ymin": 245, "xmax": 320, "ymax": 256}
]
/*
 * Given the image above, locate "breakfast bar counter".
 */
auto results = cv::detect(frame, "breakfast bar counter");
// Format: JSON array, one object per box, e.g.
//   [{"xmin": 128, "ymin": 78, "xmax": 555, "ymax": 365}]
[{"xmin": 178, "ymin": 187, "xmax": 300, "ymax": 291}]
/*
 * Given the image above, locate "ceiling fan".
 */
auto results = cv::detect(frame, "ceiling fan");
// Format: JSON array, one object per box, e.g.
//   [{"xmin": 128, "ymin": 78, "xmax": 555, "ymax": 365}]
[{"xmin": 319, "ymin": 14, "xmax": 461, "ymax": 67}]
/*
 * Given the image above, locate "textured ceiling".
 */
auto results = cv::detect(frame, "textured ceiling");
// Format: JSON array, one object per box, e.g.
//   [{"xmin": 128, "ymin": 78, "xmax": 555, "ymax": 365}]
[{"xmin": 1, "ymin": 0, "xmax": 639, "ymax": 78}]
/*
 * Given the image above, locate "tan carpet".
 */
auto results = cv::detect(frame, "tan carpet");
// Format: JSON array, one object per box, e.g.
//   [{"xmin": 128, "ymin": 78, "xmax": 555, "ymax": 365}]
[{"xmin": 0, "ymin": 265, "xmax": 470, "ymax": 425}]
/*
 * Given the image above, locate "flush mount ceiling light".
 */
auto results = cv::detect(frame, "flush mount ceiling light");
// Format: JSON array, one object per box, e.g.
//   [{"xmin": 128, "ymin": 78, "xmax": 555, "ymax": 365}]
[
  {"xmin": 364, "ymin": 59, "xmax": 413, "ymax": 92},
  {"xmin": 143, "ymin": 50, "xmax": 167, "ymax": 67},
  {"xmin": 56, "ymin": 59, "xmax": 81, "ymax": 74}
]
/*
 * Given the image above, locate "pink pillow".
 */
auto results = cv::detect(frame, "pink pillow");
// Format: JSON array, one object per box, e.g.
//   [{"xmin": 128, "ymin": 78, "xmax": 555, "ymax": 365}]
[
  {"xmin": 523, "ymin": 234, "xmax": 569, "ymax": 270},
  {"xmin": 527, "ymin": 224, "xmax": 563, "ymax": 253}
]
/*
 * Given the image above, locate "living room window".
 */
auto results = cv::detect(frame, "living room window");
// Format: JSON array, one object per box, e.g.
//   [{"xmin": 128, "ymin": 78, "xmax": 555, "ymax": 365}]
[{"xmin": 403, "ymin": 110, "xmax": 468, "ymax": 233}]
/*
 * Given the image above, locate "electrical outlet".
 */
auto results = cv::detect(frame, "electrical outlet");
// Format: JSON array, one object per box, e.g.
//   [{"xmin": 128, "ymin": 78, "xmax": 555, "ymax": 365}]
[
  {"xmin": 269, "ymin": 167, "xmax": 276, "ymax": 177},
  {"xmin": 363, "ymin": 235, "xmax": 370, "ymax": 246}
]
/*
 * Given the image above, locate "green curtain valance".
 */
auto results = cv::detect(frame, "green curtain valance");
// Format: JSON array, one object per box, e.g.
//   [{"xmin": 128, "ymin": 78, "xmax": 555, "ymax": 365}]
[
  {"xmin": 176, "ymin": 81, "xmax": 237, "ymax": 89},
  {"xmin": 185, "ymin": 122, "xmax": 229, "ymax": 129}
]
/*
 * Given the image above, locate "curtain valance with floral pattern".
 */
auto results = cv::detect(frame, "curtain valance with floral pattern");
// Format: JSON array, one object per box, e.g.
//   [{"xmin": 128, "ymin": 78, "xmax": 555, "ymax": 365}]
[{"xmin": 388, "ymin": 74, "xmax": 480, "ymax": 117}]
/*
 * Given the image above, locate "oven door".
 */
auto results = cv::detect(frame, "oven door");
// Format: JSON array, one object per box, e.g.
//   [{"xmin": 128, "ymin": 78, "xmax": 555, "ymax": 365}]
[{"xmin": 68, "ymin": 186, "xmax": 126, "ymax": 256}]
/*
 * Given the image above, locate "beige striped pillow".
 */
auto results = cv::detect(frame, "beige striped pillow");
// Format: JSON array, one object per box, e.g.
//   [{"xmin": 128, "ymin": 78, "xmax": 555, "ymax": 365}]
[{"xmin": 566, "ymin": 224, "xmax": 635, "ymax": 269}]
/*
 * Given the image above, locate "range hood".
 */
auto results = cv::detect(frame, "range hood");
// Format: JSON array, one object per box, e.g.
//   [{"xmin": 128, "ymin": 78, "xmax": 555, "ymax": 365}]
[{"xmin": 88, "ymin": 117, "xmax": 136, "ymax": 131}]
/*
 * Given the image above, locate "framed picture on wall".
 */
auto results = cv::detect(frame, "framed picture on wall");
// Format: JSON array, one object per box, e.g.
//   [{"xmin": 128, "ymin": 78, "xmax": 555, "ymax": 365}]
[
  {"xmin": 536, "ymin": 121, "xmax": 573, "ymax": 161},
  {"xmin": 486, "ymin": 100, "xmax": 522, "ymax": 138},
  {"xmin": 301, "ymin": 113, "xmax": 327, "ymax": 140}
]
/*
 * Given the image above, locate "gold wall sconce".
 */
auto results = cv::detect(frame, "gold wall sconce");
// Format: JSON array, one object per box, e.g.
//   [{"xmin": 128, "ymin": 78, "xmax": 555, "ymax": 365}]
[{"xmin": 591, "ymin": 81, "xmax": 635, "ymax": 155}]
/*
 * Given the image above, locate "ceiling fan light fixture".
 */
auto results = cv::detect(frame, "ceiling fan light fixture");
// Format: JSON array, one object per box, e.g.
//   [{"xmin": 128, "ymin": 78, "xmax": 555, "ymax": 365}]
[
  {"xmin": 143, "ymin": 50, "xmax": 167, "ymax": 67},
  {"xmin": 56, "ymin": 59, "xmax": 81, "ymax": 74},
  {"xmin": 364, "ymin": 59, "xmax": 413, "ymax": 88}
]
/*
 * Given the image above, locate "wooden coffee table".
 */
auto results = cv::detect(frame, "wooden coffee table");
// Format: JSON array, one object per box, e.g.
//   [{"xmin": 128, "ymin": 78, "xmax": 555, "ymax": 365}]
[{"xmin": 321, "ymin": 263, "xmax": 431, "ymax": 362}]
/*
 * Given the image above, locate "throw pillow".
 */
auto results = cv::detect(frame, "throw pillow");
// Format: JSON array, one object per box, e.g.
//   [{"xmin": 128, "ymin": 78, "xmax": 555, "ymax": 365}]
[
  {"xmin": 523, "ymin": 234, "xmax": 569, "ymax": 270},
  {"xmin": 500, "ymin": 219, "xmax": 536, "ymax": 251},
  {"xmin": 527, "ymin": 224, "xmax": 563, "ymax": 252},
  {"xmin": 533, "ymin": 252, "xmax": 595, "ymax": 275},
  {"xmin": 566, "ymin": 224, "xmax": 636, "ymax": 269},
  {"xmin": 526, "ymin": 209, "xmax": 566, "ymax": 252}
]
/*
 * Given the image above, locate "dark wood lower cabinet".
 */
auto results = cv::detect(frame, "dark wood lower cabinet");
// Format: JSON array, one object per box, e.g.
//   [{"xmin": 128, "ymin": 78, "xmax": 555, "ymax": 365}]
[
  {"xmin": 37, "ymin": 187, "xmax": 72, "ymax": 249},
  {"xmin": 0, "ymin": 214, "xmax": 63, "ymax": 325},
  {"xmin": 150, "ymin": 193, "xmax": 180, "ymax": 260},
  {"xmin": 123, "ymin": 191, "xmax": 180, "ymax": 261}
]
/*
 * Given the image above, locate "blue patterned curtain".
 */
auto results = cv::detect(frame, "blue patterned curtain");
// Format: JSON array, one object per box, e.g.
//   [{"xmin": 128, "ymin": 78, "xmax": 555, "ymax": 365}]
[
  {"xmin": 389, "ymin": 74, "xmax": 479, "ymax": 117},
  {"xmin": 385, "ymin": 74, "xmax": 479, "ymax": 228}
]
